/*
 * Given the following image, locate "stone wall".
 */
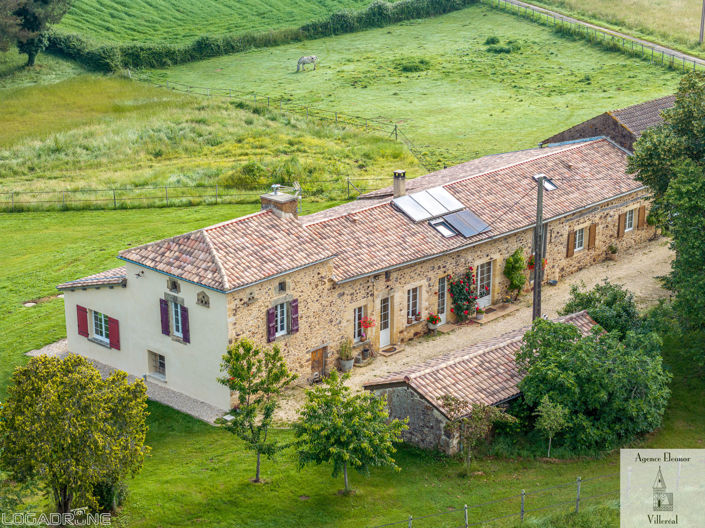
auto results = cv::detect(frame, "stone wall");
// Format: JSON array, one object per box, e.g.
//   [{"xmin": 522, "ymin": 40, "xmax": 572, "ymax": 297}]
[
  {"xmin": 225, "ymin": 190, "xmax": 655, "ymax": 382},
  {"xmin": 542, "ymin": 113, "xmax": 636, "ymax": 151}
]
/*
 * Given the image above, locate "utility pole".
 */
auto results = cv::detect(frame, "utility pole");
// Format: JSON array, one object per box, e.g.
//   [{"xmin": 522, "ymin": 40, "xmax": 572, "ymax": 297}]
[
  {"xmin": 700, "ymin": 0, "xmax": 705, "ymax": 45},
  {"xmin": 532, "ymin": 175, "xmax": 545, "ymax": 321}
]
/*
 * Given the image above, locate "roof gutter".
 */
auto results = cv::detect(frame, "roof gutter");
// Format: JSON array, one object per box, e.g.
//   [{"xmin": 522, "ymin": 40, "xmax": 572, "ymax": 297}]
[{"xmin": 336, "ymin": 186, "xmax": 647, "ymax": 284}]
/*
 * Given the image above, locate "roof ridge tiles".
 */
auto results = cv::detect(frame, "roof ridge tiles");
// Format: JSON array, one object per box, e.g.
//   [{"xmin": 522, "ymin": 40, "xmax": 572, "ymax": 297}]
[{"xmin": 202, "ymin": 229, "xmax": 230, "ymax": 291}]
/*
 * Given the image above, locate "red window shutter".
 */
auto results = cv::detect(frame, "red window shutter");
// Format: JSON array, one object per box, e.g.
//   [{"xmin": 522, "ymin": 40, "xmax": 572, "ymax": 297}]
[
  {"xmin": 181, "ymin": 305, "xmax": 190, "ymax": 343},
  {"xmin": 77, "ymin": 305, "xmax": 89, "ymax": 337},
  {"xmin": 290, "ymin": 299, "xmax": 299, "ymax": 333},
  {"xmin": 160, "ymin": 299, "xmax": 170, "ymax": 336},
  {"xmin": 267, "ymin": 307, "xmax": 276, "ymax": 342},
  {"xmin": 108, "ymin": 317, "xmax": 120, "ymax": 350}
]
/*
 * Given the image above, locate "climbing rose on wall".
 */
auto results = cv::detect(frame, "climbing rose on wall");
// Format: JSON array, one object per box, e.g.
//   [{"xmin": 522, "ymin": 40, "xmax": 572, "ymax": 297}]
[{"xmin": 448, "ymin": 266, "xmax": 478, "ymax": 322}]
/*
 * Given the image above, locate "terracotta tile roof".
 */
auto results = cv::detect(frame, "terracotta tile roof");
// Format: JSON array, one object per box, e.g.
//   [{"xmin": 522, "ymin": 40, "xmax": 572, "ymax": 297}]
[
  {"xmin": 610, "ymin": 95, "xmax": 675, "ymax": 138},
  {"xmin": 304, "ymin": 138, "xmax": 643, "ymax": 282},
  {"xmin": 355, "ymin": 143, "xmax": 576, "ymax": 200},
  {"xmin": 363, "ymin": 311, "xmax": 598, "ymax": 416},
  {"xmin": 118, "ymin": 210, "xmax": 335, "ymax": 292},
  {"xmin": 57, "ymin": 266, "xmax": 127, "ymax": 290}
]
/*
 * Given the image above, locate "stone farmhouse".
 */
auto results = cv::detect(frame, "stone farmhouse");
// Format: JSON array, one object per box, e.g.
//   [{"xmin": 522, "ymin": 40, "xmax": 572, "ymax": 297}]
[
  {"xmin": 541, "ymin": 94, "xmax": 675, "ymax": 152},
  {"xmin": 364, "ymin": 311, "xmax": 597, "ymax": 453},
  {"xmin": 58, "ymin": 136, "xmax": 654, "ymax": 411}
]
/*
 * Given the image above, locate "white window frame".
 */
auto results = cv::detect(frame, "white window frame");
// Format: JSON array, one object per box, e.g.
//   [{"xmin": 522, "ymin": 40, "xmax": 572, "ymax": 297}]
[
  {"xmin": 92, "ymin": 310, "xmax": 110, "ymax": 345},
  {"xmin": 171, "ymin": 300, "xmax": 183, "ymax": 338},
  {"xmin": 149, "ymin": 351, "xmax": 166, "ymax": 378},
  {"xmin": 574, "ymin": 228, "xmax": 585, "ymax": 252},
  {"xmin": 407, "ymin": 287, "xmax": 420, "ymax": 321},
  {"xmin": 625, "ymin": 209, "xmax": 635, "ymax": 232},
  {"xmin": 274, "ymin": 302, "xmax": 288, "ymax": 337},
  {"xmin": 354, "ymin": 305, "xmax": 365, "ymax": 342}
]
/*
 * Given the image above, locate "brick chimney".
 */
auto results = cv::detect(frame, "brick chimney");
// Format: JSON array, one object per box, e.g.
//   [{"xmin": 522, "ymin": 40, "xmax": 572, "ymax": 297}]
[
  {"xmin": 393, "ymin": 170, "xmax": 406, "ymax": 198},
  {"xmin": 260, "ymin": 185, "xmax": 299, "ymax": 219}
]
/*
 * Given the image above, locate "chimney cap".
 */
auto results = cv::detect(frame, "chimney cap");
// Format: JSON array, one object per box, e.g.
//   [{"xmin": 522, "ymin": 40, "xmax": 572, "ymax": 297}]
[{"xmin": 393, "ymin": 169, "xmax": 406, "ymax": 178}]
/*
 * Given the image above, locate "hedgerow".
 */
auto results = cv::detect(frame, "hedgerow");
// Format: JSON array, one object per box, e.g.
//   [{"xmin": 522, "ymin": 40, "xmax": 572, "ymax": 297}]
[{"xmin": 47, "ymin": 0, "xmax": 479, "ymax": 71}]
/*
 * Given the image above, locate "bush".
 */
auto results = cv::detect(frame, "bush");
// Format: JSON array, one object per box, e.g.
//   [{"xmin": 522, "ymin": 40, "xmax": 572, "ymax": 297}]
[
  {"xmin": 503, "ymin": 249, "xmax": 526, "ymax": 300},
  {"xmin": 93, "ymin": 480, "xmax": 128, "ymax": 513},
  {"xmin": 486, "ymin": 45, "xmax": 512, "ymax": 54},
  {"xmin": 395, "ymin": 57, "xmax": 431, "ymax": 72},
  {"xmin": 484, "ymin": 36, "xmax": 499, "ymax": 45},
  {"xmin": 559, "ymin": 279, "xmax": 640, "ymax": 337}
]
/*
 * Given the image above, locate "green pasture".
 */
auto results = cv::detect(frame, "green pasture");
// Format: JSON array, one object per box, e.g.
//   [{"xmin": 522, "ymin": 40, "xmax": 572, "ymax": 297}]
[
  {"xmin": 152, "ymin": 5, "xmax": 681, "ymax": 166},
  {"xmin": 57, "ymin": 0, "xmax": 372, "ymax": 44}
]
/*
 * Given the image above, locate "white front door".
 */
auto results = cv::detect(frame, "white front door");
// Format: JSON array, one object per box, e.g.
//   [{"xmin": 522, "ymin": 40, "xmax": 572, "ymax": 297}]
[
  {"xmin": 476, "ymin": 261, "xmax": 493, "ymax": 309},
  {"xmin": 379, "ymin": 296, "xmax": 391, "ymax": 348},
  {"xmin": 438, "ymin": 277, "xmax": 447, "ymax": 324}
]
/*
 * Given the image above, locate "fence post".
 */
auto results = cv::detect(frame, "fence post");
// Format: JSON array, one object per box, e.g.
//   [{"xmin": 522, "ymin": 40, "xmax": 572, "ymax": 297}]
[
  {"xmin": 215, "ymin": 184, "xmax": 218, "ymax": 204},
  {"xmin": 62, "ymin": 191, "xmax": 65, "ymax": 207},
  {"xmin": 306, "ymin": 107, "xmax": 309, "ymax": 119},
  {"xmin": 520, "ymin": 489, "xmax": 525, "ymax": 521},
  {"xmin": 407, "ymin": 515, "xmax": 412, "ymax": 528},
  {"xmin": 347, "ymin": 177, "xmax": 350, "ymax": 199},
  {"xmin": 575, "ymin": 477, "xmax": 582, "ymax": 513},
  {"xmin": 165, "ymin": 186, "xmax": 168, "ymax": 205},
  {"xmin": 335, "ymin": 112, "xmax": 338, "ymax": 123},
  {"xmin": 464, "ymin": 504, "xmax": 468, "ymax": 528},
  {"xmin": 394, "ymin": 124, "xmax": 398, "ymax": 141},
  {"xmin": 254, "ymin": 94, "xmax": 257, "ymax": 104},
  {"xmin": 113, "ymin": 189, "xmax": 117, "ymax": 208},
  {"xmin": 267, "ymin": 96, "xmax": 270, "ymax": 108},
  {"xmin": 166, "ymin": 80, "xmax": 169, "ymax": 90},
  {"xmin": 11, "ymin": 192, "xmax": 14, "ymax": 212},
  {"xmin": 229, "ymin": 89, "xmax": 232, "ymax": 98}
]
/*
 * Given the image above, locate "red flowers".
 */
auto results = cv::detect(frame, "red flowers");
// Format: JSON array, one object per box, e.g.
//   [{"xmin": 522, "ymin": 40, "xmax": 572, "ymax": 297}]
[{"xmin": 450, "ymin": 308, "xmax": 454, "ymax": 313}]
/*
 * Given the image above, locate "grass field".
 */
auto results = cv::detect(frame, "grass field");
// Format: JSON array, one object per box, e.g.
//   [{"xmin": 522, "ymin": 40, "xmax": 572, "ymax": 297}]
[
  {"xmin": 0, "ymin": 75, "xmax": 421, "ymax": 203},
  {"xmin": 529, "ymin": 0, "xmax": 705, "ymax": 52},
  {"xmin": 152, "ymin": 4, "xmax": 681, "ymax": 166},
  {"xmin": 57, "ymin": 0, "xmax": 372, "ymax": 43}
]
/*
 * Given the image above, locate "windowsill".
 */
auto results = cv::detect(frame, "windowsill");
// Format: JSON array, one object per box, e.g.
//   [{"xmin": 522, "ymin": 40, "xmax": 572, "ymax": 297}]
[
  {"xmin": 88, "ymin": 337, "xmax": 111, "ymax": 349},
  {"xmin": 353, "ymin": 340, "xmax": 370, "ymax": 349},
  {"xmin": 625, "ymin": 228, "xmax": 634, "ymax": 233},
  {"xmin": 170, "ymin": 335, "xmax": 188, "ymax": 345},
  {"xmin": 406, "ymin": 319, "xmax": 424, "ymax": 327},
  {"xmin": 147, "ymin": 373, "xmax": 167, "ymax": 383}
]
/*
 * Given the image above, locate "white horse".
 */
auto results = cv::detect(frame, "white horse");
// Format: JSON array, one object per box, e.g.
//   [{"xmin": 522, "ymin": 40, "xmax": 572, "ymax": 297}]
[{"xmin": 297, "ymin": 55, "xmax": 318, "ymax": 72}]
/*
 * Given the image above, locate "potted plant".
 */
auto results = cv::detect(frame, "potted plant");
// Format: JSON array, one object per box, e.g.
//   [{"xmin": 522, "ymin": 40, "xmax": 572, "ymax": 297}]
[
  {"xmin": 527, "ymin": 255, "xmax": 547, "ymax": 271},
  {"xmin": 475, "ymin": 307, "xmax": 485, "ymax": 321},
  {"xmin": 338, "ymin": 338, "xmax": 354, "ymax": 373},
  {"xmin": 427, "ymin": 312, "xmax": 441, "ymax": 331},
  {"xmin": 414, "ymin": 312, "xmax": 422, "ymax": 322},
  {"xmin": 407, "ymin": 315, "xmax": 413, "ymax": 325},
  {"xmin": 606, "ymin": 245, "xmax": 618, "ymax": 261}
]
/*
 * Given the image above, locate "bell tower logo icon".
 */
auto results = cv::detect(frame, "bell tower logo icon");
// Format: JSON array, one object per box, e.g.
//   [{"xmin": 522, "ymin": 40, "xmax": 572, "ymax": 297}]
[{"xmin": 652, "ymin": 466, "xmax": 674, "ymax": 511}]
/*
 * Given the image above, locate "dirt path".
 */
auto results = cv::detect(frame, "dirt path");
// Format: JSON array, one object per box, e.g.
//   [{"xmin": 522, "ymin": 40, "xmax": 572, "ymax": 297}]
[{"xmin": 275, "ymin": 238, "xmax": 673, "ymax": 424}]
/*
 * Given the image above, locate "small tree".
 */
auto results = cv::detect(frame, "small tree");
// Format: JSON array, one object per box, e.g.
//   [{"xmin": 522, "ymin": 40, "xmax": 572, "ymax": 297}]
[
  {"xmin": 294, "ymin": 372, "xmax": 407, "ymax": 493},
  {"xmin": 534, "ymin": 395, "xmax": 568, "ymax": 458},
  {"xmin": 8, "ymin": 0, "xmax": 73, "ymax": 66},
  {"xmin": 217, "ymin": 339, "xmax": 297, "ymax": 483},
  {"xmin": 503, "ymin": 249, "xmax": 526, "ymax": 301},
  {"xmin": 0, "ymin": 355, "xmax": 149, "ymax": 513},
  {"xmin": 439, "ymin": 395, "xmax": 516, "ymax": 471}
]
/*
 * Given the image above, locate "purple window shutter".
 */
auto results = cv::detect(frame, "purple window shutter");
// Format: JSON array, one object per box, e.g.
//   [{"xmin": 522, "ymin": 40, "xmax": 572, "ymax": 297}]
[
  {"xmin": 160, "ymin": 299, "xmax": 170, "ymax": 336},
  {"xmin": 181, "ymin": 305, "xmax": 190, "ymax": 344},
  {"xmin": 266, "ymin": 307, "xmax": 276, "ymax": 342},
  {"xmin": 290, "ymin": 299, "xmax": 299, "ymax": 333}
]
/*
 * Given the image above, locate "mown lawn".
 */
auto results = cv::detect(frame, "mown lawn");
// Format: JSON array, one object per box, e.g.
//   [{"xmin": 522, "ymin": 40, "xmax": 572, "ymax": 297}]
[
  {"xmin": 152, "ymin": 4, "xmax": 681, "ymax": 166},
  {"xmin": 57, "ymin": 0, "xmax": 372, "ymax": 44}
]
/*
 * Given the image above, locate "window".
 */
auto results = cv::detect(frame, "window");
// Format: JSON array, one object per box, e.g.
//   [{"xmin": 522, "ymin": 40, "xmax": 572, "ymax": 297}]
[
  {"xmin": 92, "ymin": 310, "xmax": 110, "ymax": 344},
  {"xmin": 149, "ymin": 351, "xmax": 166, "ymax": 378},
  {"xmin": 171, "ymin": 301, "xmax": 183, "ymax": 338},
  {"xmin": 196, "ymin": 291, "xmax": 210, "ymax": 307},
  {"xmin": 278, "ymin": 281, "xmax": 287, "ymax": 293},
  {"xmin": 625, "ymin": 209, "xmax": 635, "ymax": 232},
  {"xmin": 275, "ymin": 302, "xmax": 288, "ymax": 337},
  {"xmin": 407, "ymin": 287, "xmax": 420, "ymax": 320},
  {"xmin": 574, "ymin": 228, "xmax": 585, "ymax": 252},
  {"xmin": 354, "ymin": 306, "xmax": 364, "ymax": 341},
  {"xmin": 167, "ymin": 278, "xmax": 180, "ymax": 293}
]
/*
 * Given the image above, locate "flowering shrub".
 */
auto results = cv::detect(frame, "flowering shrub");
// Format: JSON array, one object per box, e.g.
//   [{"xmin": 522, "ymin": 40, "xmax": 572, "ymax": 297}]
[
  {"xmin": 447, "ymin": 266, "xmax": 478, "ymax": 322},
  {"xmin": 360, "ymin": 316, "xmax": 375, "ymax": 340},
  {"xmin": 426, "ymin": 312, "xmax": 441, "ymax": 325}
]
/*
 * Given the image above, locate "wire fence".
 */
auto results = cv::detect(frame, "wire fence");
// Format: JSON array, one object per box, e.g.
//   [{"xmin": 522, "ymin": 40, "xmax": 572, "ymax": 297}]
[
  {"xmin": 368, "ymin": 472, "xmax": 619, "ymax": 528},
  {"xmin": 0, "ymin": 177, "xmax": 394, "ymax": 212},
  {"xmin": 483, "ymin": 0, "xmax": 705, "ymax": 73}
]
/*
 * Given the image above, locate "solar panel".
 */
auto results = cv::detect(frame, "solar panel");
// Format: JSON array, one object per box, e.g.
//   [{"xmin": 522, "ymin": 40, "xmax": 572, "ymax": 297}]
[
  {"xmin": 443, "ymin": 210, "xmax": 491, "ymax": 238},
  {"xmin": 392, "ymin": 195, "xmax": 432, "ymax": 222},
  {"xmin": 427, "ymin": 187, "xmax": 464, "ymax": 213},
  {"xmin": 412, "ymin": 190, "xmax": 447, "ymax": 218}
]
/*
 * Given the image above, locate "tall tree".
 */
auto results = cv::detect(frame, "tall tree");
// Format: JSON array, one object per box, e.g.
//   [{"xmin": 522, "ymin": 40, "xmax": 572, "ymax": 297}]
[
  {"xmin": 0, "ymin": 355, "xmax": 149, "ymax": 513},
  {"xmin": 439, "ymin": 395, "xmax": 516, "ymax": 472},
  {"xmin": 0, "ymin": 0, "xmax": 21, "ymax": 52},
  {"xmin": 294, "ymin": 372, "xmax": 407, "ymax": 493},
  {"xmin": 217, "ymin": 339, "xmax": 297, "ymax": 483},
  {"xmin": 533, "ymin": 395, "xmax": 568, "ymax": 458},
  {"xmin": 4, "ymin": 0, "xmax": 73, "ymax": 66}
]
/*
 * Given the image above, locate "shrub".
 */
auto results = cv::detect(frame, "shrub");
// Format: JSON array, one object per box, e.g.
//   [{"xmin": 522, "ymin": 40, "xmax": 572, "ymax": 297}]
[
  {"xmin": 447, "ymin": 266, "xmax": 478, "ymax": 321},
  {"xmin": 484, "ymin": 36, "xmax": 499, "ymax": 45},
  {"xmin": 486, "ymin": 45, "xmax": 512, "ymax": 54},
  {"xmin": 559, "ymin": 279, "xmax": 640, "ymax": 337},
  {"xmin": 503, "ymin": 248, "xmax": 526, "ymax": 300},
  {"xmin": 395, "ymin": 57, "xmax": 431, "ymax": 72}
]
